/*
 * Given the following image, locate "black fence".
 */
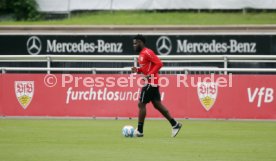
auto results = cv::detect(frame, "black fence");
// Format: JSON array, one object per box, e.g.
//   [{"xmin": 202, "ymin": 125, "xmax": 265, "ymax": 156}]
[{"xmin": 0, "ymin": 34, "xmax": 276, "ymax": 69}]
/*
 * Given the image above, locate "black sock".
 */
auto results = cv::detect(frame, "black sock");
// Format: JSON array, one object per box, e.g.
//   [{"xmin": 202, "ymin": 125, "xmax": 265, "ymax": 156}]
[
  {"xmin": 138, "ymin": 122, "xmax": 144, "ymax": 133},
  {"xmin": 169, "ymin": 119, "xmax": 177, "ymax": 127}
]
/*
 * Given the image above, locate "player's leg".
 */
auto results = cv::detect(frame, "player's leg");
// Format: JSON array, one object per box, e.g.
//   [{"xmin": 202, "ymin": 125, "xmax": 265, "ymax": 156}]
[
  {"xmin": 135, "ymin": 85, "xmax": 151, "ymax": 137},
  {"xmin": 137, "ymin": 102, "xmax": 146, "ymax": 133},
  {"xmin": 151, "ymin": 87, "xmax": 182, "ymax": 137},
  {"xmin": 151, "ymin": 100, "xmax": 177, "ymax": 126},
  {"xmin": 152, "ymin": 100, "xmax": 182, "ymax": 137}
]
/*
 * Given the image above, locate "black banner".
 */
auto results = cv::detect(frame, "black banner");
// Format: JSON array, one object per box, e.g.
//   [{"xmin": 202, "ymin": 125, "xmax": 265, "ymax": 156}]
[{"xmin": 0, "ymin": 34, "xmax": 275, "ymax": 55}]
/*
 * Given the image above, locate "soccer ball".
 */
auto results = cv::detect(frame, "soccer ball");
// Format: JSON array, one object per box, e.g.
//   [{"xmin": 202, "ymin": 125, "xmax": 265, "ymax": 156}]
[{"xmin": 122, "ymin": 125, "xmax": 135, "ymax": 137}]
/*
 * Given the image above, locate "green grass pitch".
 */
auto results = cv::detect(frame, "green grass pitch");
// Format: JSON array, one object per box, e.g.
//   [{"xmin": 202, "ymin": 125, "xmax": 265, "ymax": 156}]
[
  {"xmin": 1, "ymin": 11, "xmax": 276, "ymax": 25},
  {"xmin": 0, "ymin": 119, "xmax": 275, "ymax": 161}
]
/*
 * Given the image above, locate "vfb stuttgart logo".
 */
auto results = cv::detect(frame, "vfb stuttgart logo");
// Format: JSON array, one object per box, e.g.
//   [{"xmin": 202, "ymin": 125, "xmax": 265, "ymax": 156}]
[
  {"xmin": 197, "ymin": 82, "xmax": 218, "ymax": 111},
  {"xmin": 15, "ymin": 81, "xmax": 34, "ymax": 109}
]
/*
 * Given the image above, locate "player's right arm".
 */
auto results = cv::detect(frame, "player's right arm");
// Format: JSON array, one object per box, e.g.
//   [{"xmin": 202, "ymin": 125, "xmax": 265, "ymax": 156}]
[{"xmin": 147, "ymin": 52, "xmax": 163, "ymax": 75}]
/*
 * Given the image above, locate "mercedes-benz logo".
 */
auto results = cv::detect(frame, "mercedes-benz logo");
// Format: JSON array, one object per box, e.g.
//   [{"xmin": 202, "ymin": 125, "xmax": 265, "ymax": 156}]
[
  {"xmin": 156, "ymin": 36, "xmax": 172, "ymax": 55},
  {"xmin": 26, "ymin": 36, "xmax": 42, "ymax": 55}
]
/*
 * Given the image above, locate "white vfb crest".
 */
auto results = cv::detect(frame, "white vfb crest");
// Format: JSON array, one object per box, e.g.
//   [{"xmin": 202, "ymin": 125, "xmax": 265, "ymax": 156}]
[
  {"xmin": 15, "ymin": 81, "xmax": 34, "ymax": 109},
  {"xmin": 197, "ymin": 82, "xmax": 218, "ymax": 111}
]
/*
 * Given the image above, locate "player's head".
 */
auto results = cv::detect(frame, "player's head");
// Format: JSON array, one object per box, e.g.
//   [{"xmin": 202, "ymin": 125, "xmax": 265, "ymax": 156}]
[{"xmin": 133, "ymin": 34, "xmax": 146, "ymax": 52}]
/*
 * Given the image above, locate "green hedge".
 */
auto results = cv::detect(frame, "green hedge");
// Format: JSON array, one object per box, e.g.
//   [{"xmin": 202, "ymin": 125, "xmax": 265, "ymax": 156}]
[
  {"xmin": 0, "ymin": 0, "xmax": 9, "ymax": 12},
  {"xmin": 0, "ymin": 0, "xmax": 40, "ymax": 20}
]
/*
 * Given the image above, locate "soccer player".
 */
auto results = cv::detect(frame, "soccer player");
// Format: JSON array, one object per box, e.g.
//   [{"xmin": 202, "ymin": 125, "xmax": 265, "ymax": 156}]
[{"xmin": 131, "ymin": 34, "xmax": 182, "ymax": 137}]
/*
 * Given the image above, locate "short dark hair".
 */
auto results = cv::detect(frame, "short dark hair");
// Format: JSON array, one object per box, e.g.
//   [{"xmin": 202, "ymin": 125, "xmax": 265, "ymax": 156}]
[{"xmin": 134, "ymin": 34, "xmax": 146, "ymax": 44}]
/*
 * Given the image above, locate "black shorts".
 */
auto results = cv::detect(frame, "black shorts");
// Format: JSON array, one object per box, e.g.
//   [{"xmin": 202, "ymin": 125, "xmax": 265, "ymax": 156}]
[{"xmin": 139, "ymin": 84, "xmax": 161, "ymax": 104}]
